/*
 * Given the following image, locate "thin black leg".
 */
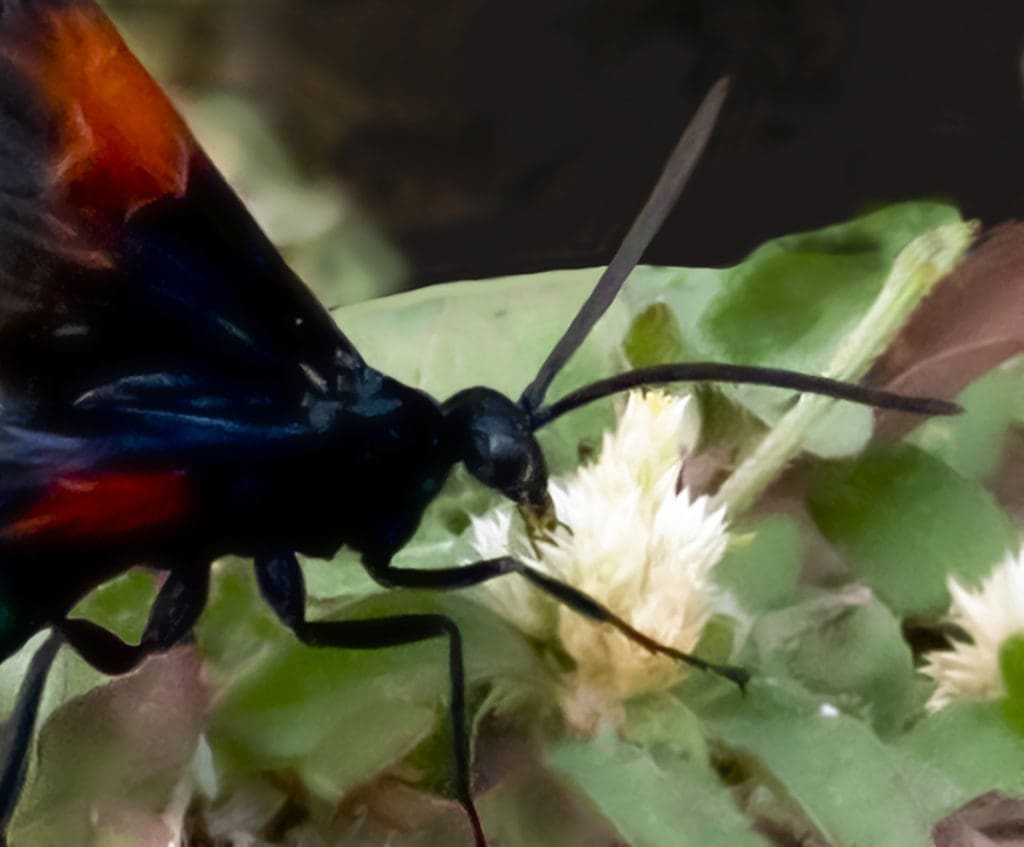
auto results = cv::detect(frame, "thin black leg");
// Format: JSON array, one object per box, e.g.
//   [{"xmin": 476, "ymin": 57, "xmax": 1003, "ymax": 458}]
[
  {"xmin": 255, "ymin": 552, "xmax": 487, "ymax": 847},
  {"xmin": 0, "ymin": 632, "xmax": 62, "ymax": 844},
  {"xmin": 59, "ymin": 565, "xmax": 208, "ymax": 676},
  {"xmin": 365, "ymin": 554, "xmax": 748, "ymax": 687}
]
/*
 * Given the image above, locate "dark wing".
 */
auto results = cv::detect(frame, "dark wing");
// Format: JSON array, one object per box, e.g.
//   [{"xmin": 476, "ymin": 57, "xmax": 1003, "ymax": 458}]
[{"xmin": 0, "ymin": 0, "xmax": 363, "ymax": 430}]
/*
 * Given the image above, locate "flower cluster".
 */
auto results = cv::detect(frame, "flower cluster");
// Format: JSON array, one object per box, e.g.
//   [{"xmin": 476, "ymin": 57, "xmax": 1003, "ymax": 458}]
[
  {"xmin": 470, "ymin": 391, "xmax": 729, "ymax": 733},
  {"xmin": 922, "ymin": 548, "xmax": 1024, "ymax": 712}
]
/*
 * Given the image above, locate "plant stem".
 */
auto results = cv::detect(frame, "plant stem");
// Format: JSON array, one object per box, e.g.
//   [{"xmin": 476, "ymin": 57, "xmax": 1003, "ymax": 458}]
[{"xmin": 712, "ymin": 221, "xmax": 977, "ymax": 517}]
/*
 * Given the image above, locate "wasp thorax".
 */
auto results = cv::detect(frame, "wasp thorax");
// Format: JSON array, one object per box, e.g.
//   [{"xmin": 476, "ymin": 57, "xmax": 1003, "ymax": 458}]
[{"xmin": 442, "ymin": 386, "xmax": 551, "ymax": 513}]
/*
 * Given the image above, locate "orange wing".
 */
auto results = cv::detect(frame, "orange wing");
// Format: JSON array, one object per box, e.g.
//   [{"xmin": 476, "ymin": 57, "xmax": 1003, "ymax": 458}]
[{"xmin": 0, "ymin": 0, "xmax": 194, "ymax": 242}]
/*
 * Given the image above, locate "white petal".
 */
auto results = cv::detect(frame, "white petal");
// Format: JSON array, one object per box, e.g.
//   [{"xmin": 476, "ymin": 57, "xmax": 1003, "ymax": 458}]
[
  {"xmin": 469, "ymin": 390, "xmax": 731, "ymax": 729},
  {"xmin": 923, "ymin": 547, "xmax": 1024, "ymax": 711}
]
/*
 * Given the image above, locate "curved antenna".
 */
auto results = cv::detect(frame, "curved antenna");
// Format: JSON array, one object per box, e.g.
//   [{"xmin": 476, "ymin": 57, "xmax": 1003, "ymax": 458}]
[
  {"xmin": 529, "ymin": 362, "xmax": 961, "ymax": 430},
  {"xmin": 518, "ymin": 77, "xmax": 730, "ymax": 414}
]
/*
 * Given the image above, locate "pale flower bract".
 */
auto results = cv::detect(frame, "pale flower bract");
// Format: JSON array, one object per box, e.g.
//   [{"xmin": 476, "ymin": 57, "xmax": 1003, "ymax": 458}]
[
  {"xmin": 921, "ymin": 547, "xmax": 1024, "ymax": 711},
  {"xmin": 469, "ymin": 390, "xmax": 729, "ymax": 733}
]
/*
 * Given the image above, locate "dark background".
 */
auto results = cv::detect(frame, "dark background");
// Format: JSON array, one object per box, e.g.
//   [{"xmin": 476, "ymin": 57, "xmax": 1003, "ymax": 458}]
[{"xmin": 112, "ymin": 0, "xmax": 1024, "ymax": 288}]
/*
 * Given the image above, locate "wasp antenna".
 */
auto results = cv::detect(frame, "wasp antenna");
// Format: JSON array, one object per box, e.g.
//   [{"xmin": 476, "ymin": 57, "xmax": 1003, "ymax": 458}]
[
  {"xmin": 529, "ymin": 362, "xmax": 962, "ymax": 430},
  {"xmin": 518, "ymin": 76, "xmax": 730, "ymax": 415}
]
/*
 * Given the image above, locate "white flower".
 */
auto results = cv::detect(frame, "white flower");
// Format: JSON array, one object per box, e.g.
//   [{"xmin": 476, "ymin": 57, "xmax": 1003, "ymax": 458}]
[
  {"xmin": 469, "ymin": 391, "xmax": 729, "ymax": 733},
  {"xmin": 469, "ymin": 505, "xmax": 557, "ymax": 640},
  {"xmin": 921, "ymin": 547, "xmax": 1024, "ymax": 711}
]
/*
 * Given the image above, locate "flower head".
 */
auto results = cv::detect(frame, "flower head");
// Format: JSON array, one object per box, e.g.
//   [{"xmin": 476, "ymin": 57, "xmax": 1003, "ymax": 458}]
[
  {"xmin": 921, "ymin": 547, "xmax": 1024, "ymax": 711},
  {"xmin": 470, "ymin": 390, "xmax": 729, "ymax": 733}
]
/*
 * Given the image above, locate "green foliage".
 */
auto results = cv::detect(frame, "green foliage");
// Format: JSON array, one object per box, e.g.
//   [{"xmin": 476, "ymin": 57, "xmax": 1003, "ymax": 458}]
[
  {"xmin": 898, "ymin": 701, "xmax": 1024, "ymax": 800},
  {"xmin": 742, "ymin": 591, "xmax": 916, "ymax": 737},
  {"xmin": 1000, "ymin": 634, "xmax": 1024, "ymax": 733},
  {"xmin": 715, "ymin": 516, "xmax": 803, "ymax": 613},
  {"xmin": 699, "ymin": 681, "xmax": 960, "ymax": 847},
  {"xmin": 703, "ymin": 203, "xmax": 959, "ymax": 370},
  {"xmin": 201, "ymin": 562, "xmax": 545, "ymax": 803},
  {"xmin": 808, "ymin": 445, "xmax": 1016, "ymax": 615},
  {"xmin": 550, "ymin": 733, "xmax": 770, "ymax": 847},
  {"xmin": 623, "ymin": 301, "xmax": 692, "ymax": 368},
  {"xmin": 911, "ymin": 356, "xmax": 1024, "ymax": 480}
]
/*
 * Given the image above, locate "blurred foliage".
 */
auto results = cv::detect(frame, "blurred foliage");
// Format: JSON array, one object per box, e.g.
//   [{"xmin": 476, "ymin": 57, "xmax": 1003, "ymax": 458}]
[{"xmin": 101, "ymin": 0, "xmax": 408, "ymax": 309}]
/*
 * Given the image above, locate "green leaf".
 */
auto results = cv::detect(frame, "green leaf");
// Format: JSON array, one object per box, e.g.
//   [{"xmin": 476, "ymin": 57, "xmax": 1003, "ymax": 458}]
[
  {"xmin": 200, "ymin": 567, "xmax": 543, "ymax": 801},
  {"xmin": 701, "ymin": 681, "xmax": 958, "ymax": 847},
  {"xmin": 911, "ymin": 358, "xmax": 1024, "ymax": 480},
  {"xmin": 712, "ymin": 219, "xmax": 974, "ymax": 514},
  {"xmin": 702, "ymin": 203, "xmax": 961, "ymax": 371},
  {"xmin": 70, "ymin": 567, "xmax": 158, "ymax": 643},
  {"xmin": 1000, "ymin": 634, "xmax": 1024, "ymax": 733},
  {"xmin": 623, "ymin": 692, "xmax": 710, "ymax": 763},
  {"xmin": 807, "ymin": 445, "xmax": 1016, "ymax": 615},
  {"xmin": 193, "ymin": 559, "xmax": 286, "ymax": 678},
  {"xmin": 623, "ymin": 302, "xmax": 691, "ymax": 368},
  {"xmin": 743, "ymin": 591, "xmax": 916, "ymax": 736},
  {"xmin": 714, "ymin": 515, "xmax": 802, "ymax": 612},
  {"xmin": 549, "ymin": 733, "xmax": 769, "ymax": 847},
  {"xmin": 1000, "ymin": 634, "xmax": 1024, "ymax": 702},
  {"xmin": 898, "ymin": 701, "xmax": 1024, "ymax": 804},
  {"xmin": 1003, "ymin": 697, "xmax": 1024, "ymax": 736},
  {"xmin": 213, "ymin": 639, "xmax": 439, "ymax": 800}
]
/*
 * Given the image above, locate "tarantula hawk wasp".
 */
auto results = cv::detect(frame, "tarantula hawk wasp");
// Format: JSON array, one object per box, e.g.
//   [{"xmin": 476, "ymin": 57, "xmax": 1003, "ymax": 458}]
[{"xmin": 0, "ymin": 1, "xmax": 957, "ymax": 843}]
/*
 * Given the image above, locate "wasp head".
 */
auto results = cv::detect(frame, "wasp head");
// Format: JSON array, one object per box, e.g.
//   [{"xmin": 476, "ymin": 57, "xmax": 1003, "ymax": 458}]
[{"xmin": 442, "ymin": 386, "xmax": 554, "ymax": 528}]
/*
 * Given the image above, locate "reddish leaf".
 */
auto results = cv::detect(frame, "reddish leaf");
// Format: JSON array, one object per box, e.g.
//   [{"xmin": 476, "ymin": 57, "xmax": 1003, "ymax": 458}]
[
  {"xmin": 870, "ymin": 222, "xmax": 1024, "ymax": 436},
  {"xmin": 932, "ymin": 791, "xmax": 1024, "ymax": 847},
  {"xmin": 12, "ymin": 647, "xmax": 208, "ymax": 846}
]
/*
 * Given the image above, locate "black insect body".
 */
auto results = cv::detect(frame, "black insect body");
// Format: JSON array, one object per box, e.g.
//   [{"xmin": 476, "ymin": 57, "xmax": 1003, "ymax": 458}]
[{"xmin": 0, "ymin": 2, "xmax": 959, "ymax": 844}]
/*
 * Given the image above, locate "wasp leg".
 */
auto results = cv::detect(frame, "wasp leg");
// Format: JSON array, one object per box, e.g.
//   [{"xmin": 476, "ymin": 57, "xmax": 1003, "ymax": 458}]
[
  {"xmin": 365, "ymin": 555, "xmax": 748, "ymax": 687},
  {"xmin": 254, "ymin": 552, "xmax": 487, "ymax": 847},
  {"xmin": 58, "ymin": 566, "xmax": 208, "ymax": 675},
  {"xmin": 0, "ymin": 632, "xmax": 62, "ymax": 843}
]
